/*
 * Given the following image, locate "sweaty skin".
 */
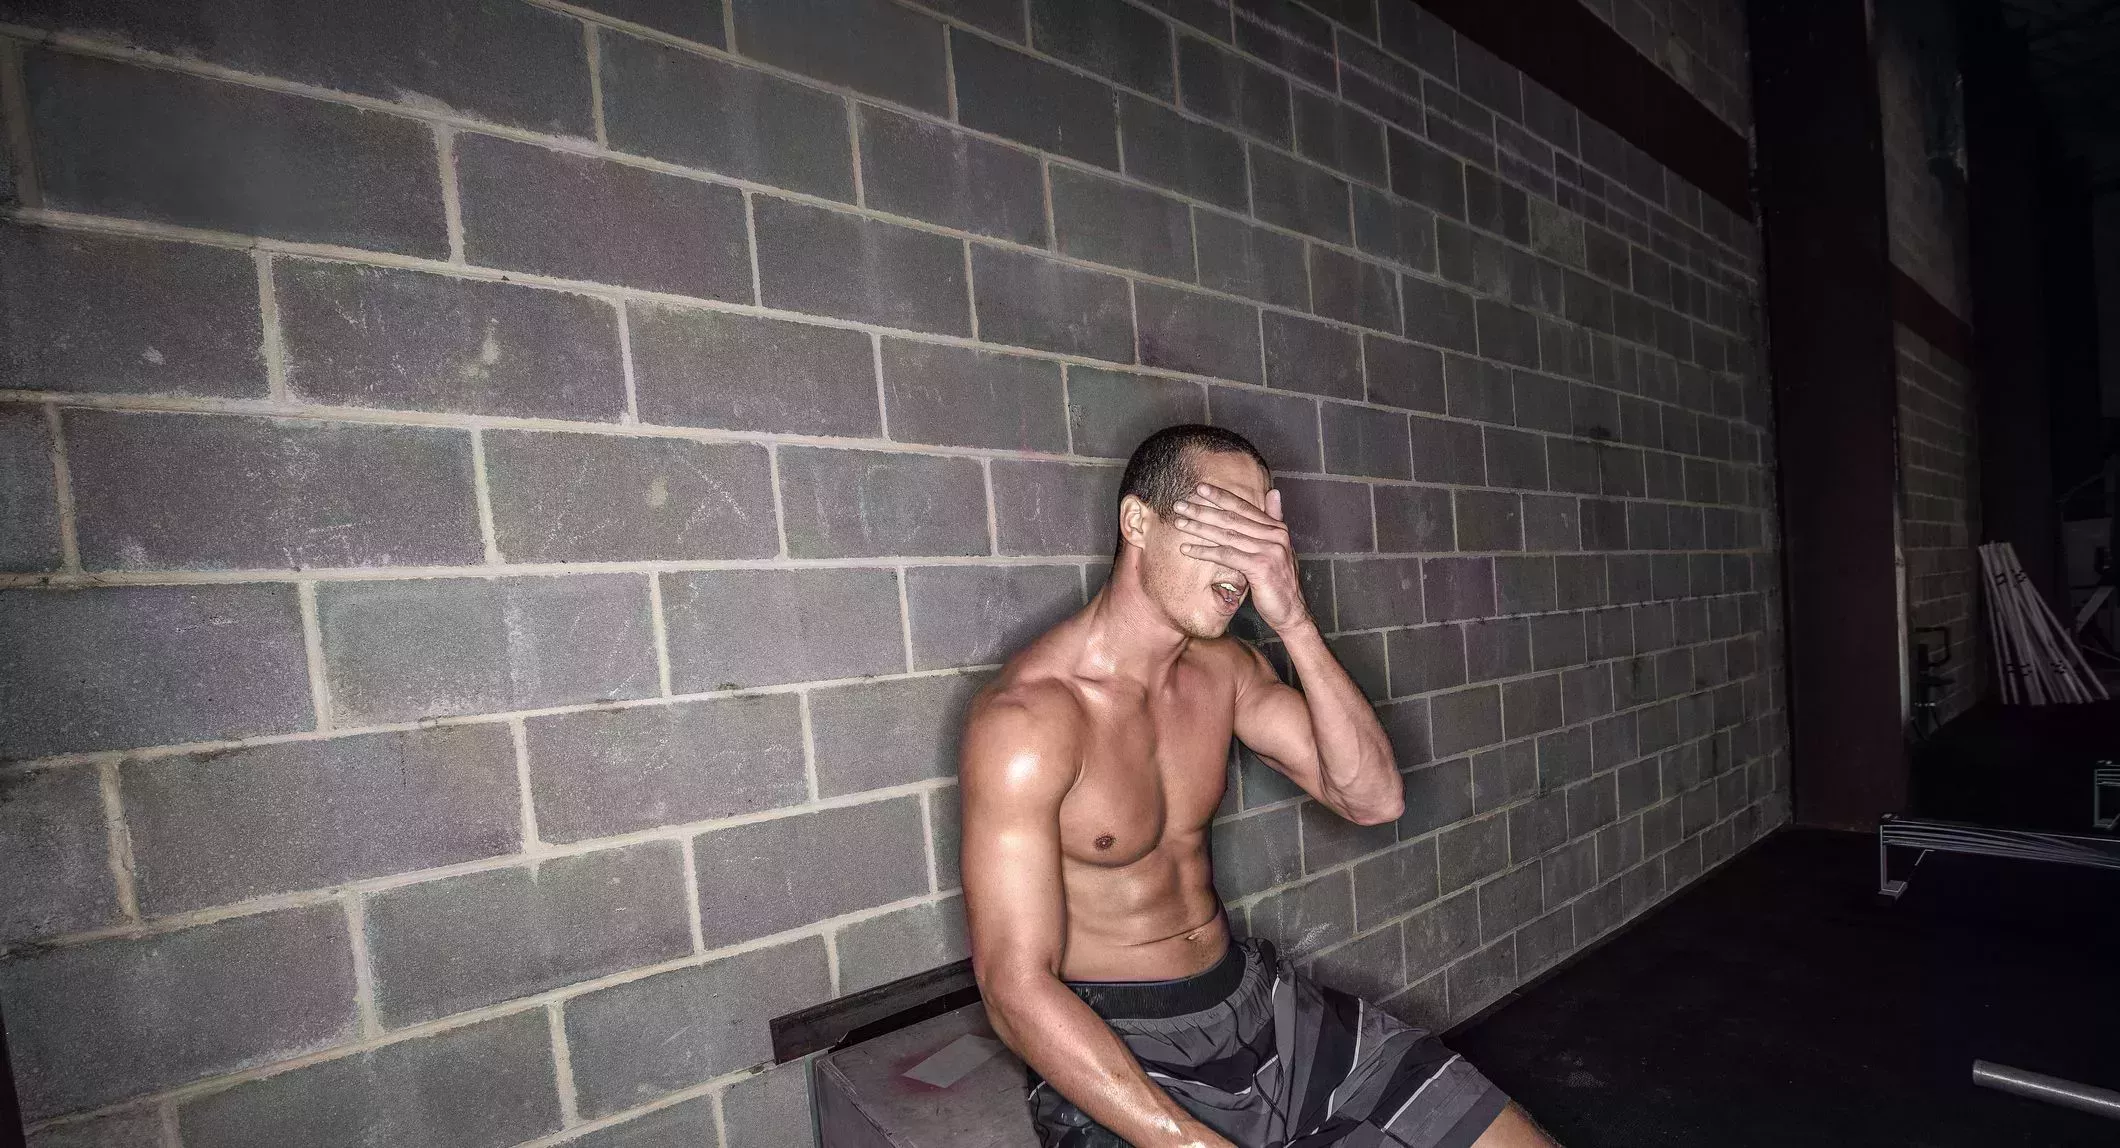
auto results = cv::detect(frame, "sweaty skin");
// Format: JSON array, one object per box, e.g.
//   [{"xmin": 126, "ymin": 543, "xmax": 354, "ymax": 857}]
[{"xmin": 960, "ymin": 451, "xmax": 1557, "ymax": 1148}]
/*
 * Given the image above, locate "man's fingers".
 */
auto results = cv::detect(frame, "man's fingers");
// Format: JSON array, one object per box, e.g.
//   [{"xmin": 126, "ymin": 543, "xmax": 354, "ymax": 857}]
[
  {"xmin": 1178, "ymin": 542, "xmax": 1252, "ymax": 567},
  {"xmin": 1173, "ymin": 499, "xmax": 1282, "ymax": 541},
  {"xmin": 1266, "ymin": 488, "xmax": 1283, "ymax": 522},
  {"xmin": 1173, "ymin": 518, "xmax": 1265, "ymax": 553},
  {"xmin": 1190, "ymin": 483, "xmax": 1275, "ymax": 526}
]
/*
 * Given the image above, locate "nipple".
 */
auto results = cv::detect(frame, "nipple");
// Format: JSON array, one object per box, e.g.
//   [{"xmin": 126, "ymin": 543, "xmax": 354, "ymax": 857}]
[{"xmin": 1094, "ymin": 834, "xmax": 1116, "ymax": 850}]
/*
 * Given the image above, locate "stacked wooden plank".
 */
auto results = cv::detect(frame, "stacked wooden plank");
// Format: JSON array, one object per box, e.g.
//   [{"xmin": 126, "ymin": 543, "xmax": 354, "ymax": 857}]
[{"xmin": 1980, "ymin": 542, "xmax": 2110, "ymax": 705}]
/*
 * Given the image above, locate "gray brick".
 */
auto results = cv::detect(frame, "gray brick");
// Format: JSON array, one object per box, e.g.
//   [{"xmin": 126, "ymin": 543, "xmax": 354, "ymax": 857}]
[
  {"xmin": 972, "ymin": 246, "xmax": 1135, "ymax": 362},
  {"xmin": 1496, "ymin": 555, "xmax": 1556, "ymax": 614},
  {"xmin": 1233, "ymin": 18, "xmax": 1332, "ymax": 88},
  {"xmin": 1503, "ymin": 673, "xmax": 1564, "ymax": 739},
  {"xmin": 278, "ymin": 260, "xmax": 626, "ymax": 421},
  {"xmin": 1387, "ymin": 132, "xmax": 1465, "ymax": 219},
  {"xmin": 0, "ymin": 767, "xmax": 118, "ymax": 944},
  {"xmin": 1547, "ymin": 438, "xmax": 1600, "ymax": 496},
  {"xmin": 1177, "ymin": 35, "xmax": 1290, "ymax": 146},
  {"xmin": 1513, "ymin": 371, "xmax": 1574, "ymax": 434},
  {"xmin": 1120, "ymin": 96, "xmax": 1248, "ymax": 211},
  {"xmin": 24, "ymin": 1110, "xmax": 162, "ymax": 1148},
  {"xmin": 0, "ymin": 226, "xmax": 263, "ymax": 398},
  {"xmin": 486, "ymin": 431, "xmax": 778, "ymax": 563},
  {"xmin": 180, "ymin": 1010, "xmax": 559, "ymax": 1148},
  {"xmin": 1196, "ymin": 210, "xmax": 1310, "ymax": 308},
  {"xmin": 723, "ymin": 1060, "xmax": 819, "ymax": 1148},
  {"xmin": 368, "ymin": 842, "xmax": 692, "ymax": 1026},
  {"xmin": 1249, "ymin": 145, "xmax": 1351, "ymax": 244},
  {"xmin": 1476, "ymin": 300, "xmax": 1541, "ymax": 368},
  {"xmin": 1310, "ymin": 247, "xmax": 1402, "ymax": 334},
  {"xmin": 0, "ymin": 408, "xmax": 59, "ymax": 572},
  {"xmin": 318, "ymin": 574, "xmax": 656, "ymax": 725},
  {"xmin": 1410, "ymin": 417, "xmax": 1486, "ymax": 490},
  {"xmin": 1392, "ymin": 754, "xmax": 1471, "ymax": 838},
  {"xmin": 1327, "ymin": 631, "xmax": 1390, "ymax": 701},
  {"xmin": 1352, "ymin": 837, "xmax": 1438, "ymax": 926},
  {"xmin": 27, "ymin": 50, "xmax": 446, "ymax": 256},
  {"xmin": 860, "ymin": 106, "xmax": 1046, "ymax": 244},
  {"xmin": 1463, "ymin": 618, "xmax": 1530, "ymax": 682},
  {"xmin": 1354, "ymin": 187, "xmax": 1439, "ymax": 273},
  {"xmin": 566, "ymin": 1097, "xmax": 720, "ymax": 1148},
  {"xmin": 0, "ymin": 584, "xmax": 311, "ymax": 760},
  {"xmin": 992, "ymin": 460, "xmax": 1122, "ymax": 555},
  {"xmin": 1051, "ymin": 167, "xmax": 1196, "ymax": 281},
  {"xmin": 1485, "ymin": 427, "xmax": 1550, "ymax": 490},
  {"xmin": 1378, "ymin": 697, "xmax": 1431, "ymax": 767},
  {"xmin": 1276, "ymin": 476, "xmax": 1373, "ymax": 554},
  {"xmin": 1543, "ymin": 833, "xmax": 1597, "ymax": 902},
  {"xmin": 1463, "ymin": 166, "xmax": 1529, "ymax": 243},
  {"xmin": 1523, "ymin": 494, "xmax": 1581, "ymax": 552},
  {"xmin": 916, "ymin": 0, "xmax": 1026, "ymax": 38},
  {"xmin": 1294, "ymin": 90, "xmax": 1387, "ymax": 185},
  {"xmin": 880, "ymin": 340, "xmax": 1069, "ymax": 451},
  {"xmin": 1446, "ymin": 937, "xmax": 1517, "ymax": 1022},
  {"xmin": 573, "ymin": 0, "xmax": 725, "ymax": 43},
  {"xmin": 1574, "ymin": 879, "xmax": 1625, "ymax": 941},
  {"xmin": 67, "ymin": 409, "xmax": 478, "ymax": 572},
  {"xmin": 1141, "ymin": 0, "xmax": 1230, "ymax": 40},
  {"xmin": 1443, "ymin": 354, "xmax": 1512, "ymax": 423},
  {"xmin": 1310, "ymin": 923, "xmax": 1405, "ymax": 1001},
  {"xmin": 1376, "ymin": 484, "xmax": 1454, "ymax": 552},
  {"xmin": 755, "ymin": 197, "xmax": 969, "ymax": 334},
  {"xmin": 809, "ymin": 672, "xmax": 989, "ymax": 795},
  {"xmin": 1264, "ymin": 312, "xmax": 1363, "ymax": 399},
  {"xmin": 778, "ymin": 446, "xmax": 990, "ymax": 559},
  {"xmin": 1031, "ymin": 0, "xmax": 1173, "ymax": 97},
  {"xmin": 1518, "ymin": 906, "xmax": 1574, "ymax": 974},
  {"xmin": 1429, "ymin": 684, "xmax": 1501, "ymax": 758},
  {"xmin": 694, "ymin": 798, "xmax": 928, "ymax": 947},
  {"xmin": 1617, "ymin": 757, "xmax": 1661, "ymax": 815},
  {"xmin": 1, "ymin": 906, "xmax": 354, "ymax": 1119},
  {"xmin": 1478, "ymin": 861, "xmax": 1544, "ymax": 942},
  {"xmin": 1333, "ymin": 557, "xmax": 1423, "ymax": 630},
  {"xmin": 1136, "ymin": 282, "xmax": 1264, "ymax": 384},
  {"xmin": 526, "ymin": 695, "xmax": 807, "ymax": 842},
  {"xmin": 1530, "ymin": 611, "xmax": 1587, "ymax": 670},
  {"xmin": 1211, "ymin": 805, "xmax": 1301, "ymax": 899},
  {"xmin": 665, "ymin": 568, "xmax": 903, "ymax": 689},
  {"xmin": 601, "ymin": 32, "xmax": 853, "ymax": 200},
  {"xmin": 1246, "ymin": 870, "xmax": 1351, "ymax": 959},
  {"xmin": 837, "ymin": 899, "xmax": 971, "ymax": 993},
  {"xmin": 1437, "ymin": 812, "xmax": 1507, "ymax": 893},
  {"xmin": 907, "ymin": 564, "xmax": 1083, "ymax": 669},
  {"xmin": 733, "ymin": 0, "xmax": 948, "ymax": 113},
  {"xmin": 1401, "ymin": 276, "xmax": 1479, "ymax": 353},
  {"xmin": 1472, "ymin": 740, "xmax": 1538, "ymax": 811},
  {"xmin": 1321, "ymin": 402, "xmax": 1409, "ymax": 480},
  {"xmin": 126, "ymin": 725, "xmax": 518, "ymax": 914},
  {"xmin": 1590, "ymin": 711, "xmax": 1638, "ymax": 770},
  {"xmin": 1424, "ymin": 556, "xmax": 1495, "ymax": 622},
  {"xmin": 953, "ymin": 31, "xmax": 1118, "ymax": 167},
  {"xmin": 630, "ymin": 305, "xmax": 876, "ymax": 436},
  {"xmin": 930, "ymin": 784, "xmax": 963, "ymax": 891},
  {"xmin": 457, "ymin": 133, "xmax": 750, "ymax": 301},
  {"xmin": 1206, "ymin": 385, "xmax": 1320, "ymax": 472},
  {"xmin": 1388, "ymin": 625, "xmax": 1465, "ymax": 695},
  {"xmin": 1364, "ymin": 335, "xmax": 1445, "ymax": 412},
  {"xmin": 1301, "ymin": 788, "xmax": 1397, "ymax": 870},
  {"xmin": 1405, "ymin": 890, "xmax": 1480, "ymax": 981}
]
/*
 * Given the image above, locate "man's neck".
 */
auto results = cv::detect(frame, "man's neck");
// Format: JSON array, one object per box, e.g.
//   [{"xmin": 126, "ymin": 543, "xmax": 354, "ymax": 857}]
[{"xmin": 1076, "ymin": 563, "xmax": 1190, "ymax": 690}]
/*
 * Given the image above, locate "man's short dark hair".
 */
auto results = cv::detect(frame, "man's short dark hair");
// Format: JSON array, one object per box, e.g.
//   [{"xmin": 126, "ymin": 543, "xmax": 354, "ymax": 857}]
[{"xmin": 1117, "ymin": 425, "xmax": 1272, "ymax": 519}]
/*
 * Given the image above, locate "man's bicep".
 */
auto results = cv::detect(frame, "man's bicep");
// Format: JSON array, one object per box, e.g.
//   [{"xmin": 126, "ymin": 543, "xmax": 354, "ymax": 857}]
[
  {"xmin": 1231, "ymin": 645, "xmax": 1323, "ymax": 785},
  {"xmin": 958, "ymin": 699, "xmax": 1075, "ymax": 985}
]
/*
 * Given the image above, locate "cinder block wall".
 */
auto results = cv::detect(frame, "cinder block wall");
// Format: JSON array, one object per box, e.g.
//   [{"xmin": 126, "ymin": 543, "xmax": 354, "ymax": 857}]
[{"xmin": 0, "ymin": 1, "xmax": 1788, "ymax": 1145}]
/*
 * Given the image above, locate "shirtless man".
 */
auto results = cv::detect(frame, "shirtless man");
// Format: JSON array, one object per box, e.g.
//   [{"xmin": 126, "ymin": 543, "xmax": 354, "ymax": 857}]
[{"xmin": 960, "ymin": 425, "xmax": 1557, "ymax": 1148}]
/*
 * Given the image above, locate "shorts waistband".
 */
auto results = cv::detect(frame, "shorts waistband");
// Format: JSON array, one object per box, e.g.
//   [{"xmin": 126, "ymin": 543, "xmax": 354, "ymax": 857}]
[{"xmin": 1063, "ymin": 938, "xmax": 1255, "ymax": 1019}]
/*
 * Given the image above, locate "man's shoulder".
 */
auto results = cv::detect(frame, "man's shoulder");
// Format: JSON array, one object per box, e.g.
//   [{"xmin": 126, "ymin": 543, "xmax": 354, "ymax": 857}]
[{"xmin": 964, "ymin": 672, "xmax": 1085, "ymax": 744}]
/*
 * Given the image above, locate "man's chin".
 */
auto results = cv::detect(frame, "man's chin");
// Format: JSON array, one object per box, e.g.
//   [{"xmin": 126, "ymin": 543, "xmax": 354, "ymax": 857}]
[{"xmin": 1177, "ymin": 613, "xmax": 1234, "ymax": 640}]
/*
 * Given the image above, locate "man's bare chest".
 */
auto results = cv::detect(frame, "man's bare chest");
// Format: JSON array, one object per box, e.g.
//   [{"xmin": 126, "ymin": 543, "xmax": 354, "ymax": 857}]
[{"xmin": 1056, "ymin": 685, "xmax": 1234, "ymax": 866}]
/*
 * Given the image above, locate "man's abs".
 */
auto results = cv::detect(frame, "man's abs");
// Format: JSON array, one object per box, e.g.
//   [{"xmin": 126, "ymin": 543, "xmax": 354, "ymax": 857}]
[{"xmin": 1056, "ymin": 831, "xmax": 1233, "ymax": 982}]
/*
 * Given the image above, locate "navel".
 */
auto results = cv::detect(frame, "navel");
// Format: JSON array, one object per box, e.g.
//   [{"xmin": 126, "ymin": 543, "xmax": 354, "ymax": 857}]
[{"xmin": 1094, "ymin": 833, "xmax": 1116, "ymax": 850}]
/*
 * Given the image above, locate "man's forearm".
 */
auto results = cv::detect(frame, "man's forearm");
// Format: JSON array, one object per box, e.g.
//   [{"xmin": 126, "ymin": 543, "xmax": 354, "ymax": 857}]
[
  {"xmin": 983, "ymin": 972, "xmax": 1230, "ymax": 1148},
  {"xmin": 1277, "ymin": 620, "xmax": 1402, "ymax": 822}
]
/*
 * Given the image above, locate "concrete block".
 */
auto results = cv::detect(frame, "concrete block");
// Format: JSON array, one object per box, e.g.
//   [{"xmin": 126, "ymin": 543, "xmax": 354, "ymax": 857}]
[
  {"xmin": 1309, "ymin": 247, "xmax": 1402, "ymax": 334},
  {"xmin": 1443, "ymin": 354, "xmax": 1512, "ymax": 423},
  {"xmin": 907, "ymin": 564, "xmax": 1083, "ymax": 670},
  {"xmin": 1573, "ymin": 879, "xmax": 1625, "ymax": 942},
  {"xmin": 1377, "ymin": 698, "xmax": 1430, "ymax": 767},
  {"xmin": 1555, "ymin": 554, "xmax": 1607, "ymax": 611},
  {"xmin": 1463, "ymin": 167, "xmax": 1529, "ymax": 244},
  {"xmin": 1507, "ymin": 791, "xmax": 1567, "ymax": 862},
  {"xmin": 754, "ymin": 197, "xmax": 969, "ymax": 335},
  {"xmin": 1375, "ymin": 484, "xmax": 1455, "ymax": 553},
  {"xmin": 1195, "ymin": 210, "xmax": 1310, "ymax": 309},
  {"xmin": 601, "ymin": 31, "xmax": 853, "ymax": 200},
  {"xmin": 526, "ymin": 694, "xmax": 807, "ymax": 842},
  {"xmin": 723, "ymin": 1059, "xmax": 819, "ymax": 1148},
  {"xmin": 1429, "ymin": 684, "xmax": 1501, "ymax": 759},
  {"xmin": 1233, "ymin": 19, "xmax": 1332, "ymax": 89},
  {"xmin": 1542, "ymin": 832, "xmax": 1597, "ymax": 903},
  {"xmin": 66, "ymin": 410, "xmax": 476, "ymax": 571},
  {"xmin": 1547, "ymin": 437, "xmax": 1601, "ymax": 495},
  {"xmin": 1475, "ymin": 300, "xmax": 1541, "ymax": 368},
  {"xmin": 1275, "ymin": 476, "xmax": 1373, "ymax": 554},
  {"xmin": 1495, "ymin": 555, "xmax": 1556, "ymax": 615},
  {"xmin": 1478, "ymin": 862, "xmax": 1544, "ymax": 942},
  {"xmin": 837, "ymin": 899, "xmax": 970, "ymax": 993},
  {"xmin": 1246, "ymin": 870, "xmax": 1352, "ymax": 960},
  {"xmin": 860, "ymin": 106, "xmax": 1046, "ymax": 245},
  {"xmin": 573, "ymin": 0, "xmax": 725, "ymax": 42},
  {"xmin": 1333, "ymin": 557, "xmax": 1423, "ymax": 630},
  {"xmin": 777, "ymin": 446, "xmax": 990, "ymax": 559},
  {"xmin": 732, "ymin": 0, "xmax": 948, "ymax": 113},
  {"xmin": 1590, "ymin": 710, "xmax": 1638, "ymax": 771},
  {"xmin": 971, "ymin": 246, "xmax": 1135, "ymax": 362},
  {"xmin": 930, "ymin": 784, "xmax": 963, "ymax": 891},
  {"xmin": 0, "ymin": 407, "xmax": 60, "ymax": 572},
  {"xmin": 0, "ymin": 225, "xmax": 263, "ymax": 398},
  {"xmin": 1031, "ymin": 0, "xmax": 1173, "ymax": 97},
  {"xmin": 1436, "ymin": 813, "xmax": 1507, "ymax": 893},
  {"xmin": 1293, "ymin": 90, "xmax": 1387, "ymax": 185},
  {"xmin": 1119, "ymin": 95, "xmax": 1247, "ymax": 211},
  {"xmin": 1517, "ymin": 906, "xmax": 1574, "ymax": 975},
  {"xmin": 126, "ymin": 725, "xmax": 518, "ymax": 914},
  {"xmin": 179, "ymin": 1011, "xmax": 559, "ymax": 1148},
  {"xmin": 1300, "ymin": 794, "xmax": 1397, "ymax": 871},
  {"xmin": 1396, "ymin": 758, "xmax": 1473, "ymax": 838},
  {"xmin": 1529, "ymin": 611, "xmax": 1587, "ymax": 670},
  {"xmin": 277, "ymin": 260, "xmax": 626, "ymax": 421},
  {"xmin": 1485, "ymin": 426, "xmax": 1550, "ymax": 491},
  {"xmin": 881, "ymin": 339, "xmax": 1069, "ymax": 452},
  {"xmin": 1453, "ymin": 489, "xmax": 1521, "ymax": 551},
  {"xmin": 952, "ymin": 30, "xmax": 1118, "ymax": 168},
  {"xmin": 1205, "ymin": 386, "xmax": 1319, "ymax": 473},
  {"xmin": 1387, "ymin": 132, "xmax": 1466, "ymax": 220},
  {"xmin": 1502, "ymin": 674, "xmax": 1564, "ymax": 740},
  {"xmin": 1404, "ymin": 889, "xmax": 1480, "ymax": 982},
  {"xmin": 1135, "ymin": 283, "xmax": 1263, "ymax": 385},
  {"xmin": 0, "ymin": 584, "xmax": 311, "ymax": 760},
  {"xmin": 630, "ymin": 305, "xmax": 876, "ymax": 436},
  {"xmin": 1177, "ymin": 36, "xmax": 1291, "ymax": 146},
  {"xmin": 1321, "ymin": 403, "xmax": 1409, "ymax": 480},
  {"xmin": 665, "ymin": 568, "xmax": 903, "ymax": 690},
  {"xmin": 26, "ymin": 49, "xmax": 446, "ymax": 256},
  {"xmin": 1263, "ymin": 311, "xmax": 1363, "ymax": 400},
  {"xmin": 565, "ymin": 1097, "xmax": 719, "ymax": 1148},
  {"xmin": 1051, "ymin": 167, "xmax": 1195, "ymax": 281},
  {"xmin": 1363, "ymin": 335, "xmax": 1445, "ymax": 413},
  {"xmin": 0, "ymin": 767, "xmax": 119, "ymax": 944},
  {"xmin": 1248, "ymin": 145, "xmax": 1351, "ymax": 244},
  {"xmin": 1353, "ymin": 187, "xmax": 1439, "ymax": 274},
  {"xmin": 23, "ymin": 1109, "xmax": 162, "ymax": 1148},
  {"xmin": 317, "ymin": 574, "xmax": 656, "ymax": 725},
  {"xmin": 1617, "ymin": 758, "xmax": 1660, "ymax": 816},
  {"xmin": 0, "ymin": 905, "xmax": 354, "ymax": 1119},
  {"xmin": 991, "ymin": 460, "xmax": 1122, "ymax": 555},
  {"xmin": 1522, "ymin": 494, "xmax": 1580, "ymax": 552},
  {"xmin": 809, "ymin": 672, "xmax": 989, "ymax": 795},
  {"xmin": 367, "ymin": 842, "xmax": 693, "ymax": 1026},
  {"xmin": 694, "ymin": 797, "xmax": 928, "ymax": 946},
  {"xmin": 1423, "ymin": 556, "xmax": 1495, "ymax": 622},
  {"xmin": 1210, "ymin": 805, "xmax": 1301, "ymax": 899},
  {"xmin": 1388, "ymin": 624, "xmax": 1465, "ymax": 695},
  {"xmin": 1568, "ymin": 776, "xmax": 1619, "ymax": 839},
  {"xmin": 1400, "ymin": 276, "xmax": 1479, "ymax": 353},
  {"xmin": 1326, "ymin": 631, "xmax": 1389, "ymax": 701},
  {"xmin": 485, "ymin": 430, "xmax": 778, "ymax": 563},
  {"xmin": 457, "ymin": 133, "xmax": 749, "ymax": 301},
  {"xmin": 1463, "ymin": 618, "xmax": 1530, "ymax": 683},
  {"xmin": 1310, "ymin": 922, "xmax": 1405, "ymax": 1002},
  {"xmin": 1470, "ymin": 740, "xmax": 1538, "ymax": 811}
]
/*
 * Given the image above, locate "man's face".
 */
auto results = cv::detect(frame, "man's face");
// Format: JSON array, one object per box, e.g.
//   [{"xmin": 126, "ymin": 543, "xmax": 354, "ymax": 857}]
[{"xmin": 1126, "ymin": 450, "xmax": 1273, "ymax": 640}]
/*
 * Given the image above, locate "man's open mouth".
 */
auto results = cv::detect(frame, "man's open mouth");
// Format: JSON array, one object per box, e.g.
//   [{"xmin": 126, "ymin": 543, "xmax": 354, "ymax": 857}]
[{"xmin": 1211, "ymin": 579, "xmax": 1247, "ymax": 610}]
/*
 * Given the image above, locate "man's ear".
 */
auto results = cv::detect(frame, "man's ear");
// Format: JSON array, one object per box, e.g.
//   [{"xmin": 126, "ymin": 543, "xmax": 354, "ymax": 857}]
[{"xmin": 1118, "ymin": 494, "xmax": 1153, "ymax": 552}]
